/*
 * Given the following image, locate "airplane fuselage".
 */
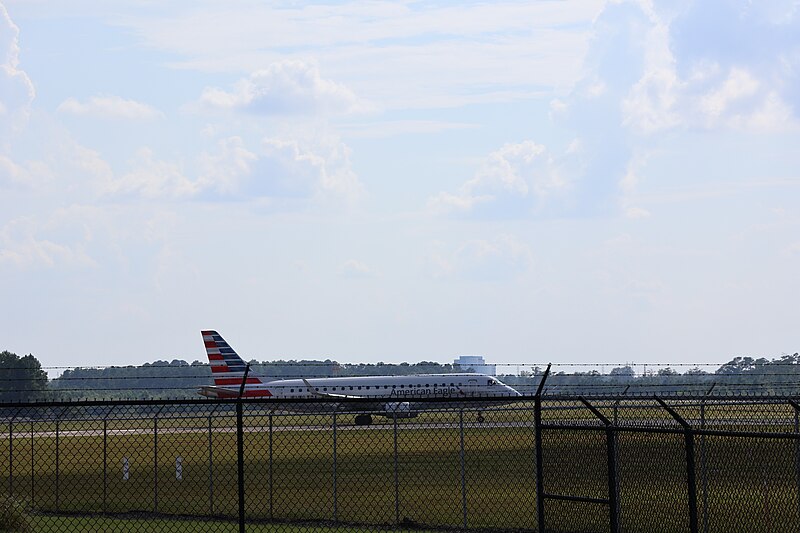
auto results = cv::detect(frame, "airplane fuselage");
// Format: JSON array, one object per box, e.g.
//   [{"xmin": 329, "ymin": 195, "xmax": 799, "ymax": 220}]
[
  {"xmin": 198, "ymin": 330, "xmax": 521, "ymax": 423},
  {"xmin": 201, "ymin": 373, "xmax": 519, "ymax": 400}
]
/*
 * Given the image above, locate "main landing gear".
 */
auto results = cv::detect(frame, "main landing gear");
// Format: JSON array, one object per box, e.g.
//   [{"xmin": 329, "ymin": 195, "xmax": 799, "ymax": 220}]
[{"xmin": 355, "ymin": 414, "xmax": 373, "ymax": 426}]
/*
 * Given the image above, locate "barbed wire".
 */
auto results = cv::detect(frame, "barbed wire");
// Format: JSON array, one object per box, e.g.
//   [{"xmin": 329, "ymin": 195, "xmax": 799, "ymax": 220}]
[
  {"xmin": 2, "ymin": 360, "xmax": 799, "ymax": 372},
  {"xmin": 6, "ymin": 380, "xmax": 800, "ymax": 393},
  {"xmin": 2, "ymin": 373, "xmax": 800, "ymax": 386}
]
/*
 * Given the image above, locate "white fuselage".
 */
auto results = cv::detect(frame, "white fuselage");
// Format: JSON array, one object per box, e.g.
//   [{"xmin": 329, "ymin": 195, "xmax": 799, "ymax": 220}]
[{"xmin": 263, "ymin": 373, "xmax": 519, "ymax": 400}]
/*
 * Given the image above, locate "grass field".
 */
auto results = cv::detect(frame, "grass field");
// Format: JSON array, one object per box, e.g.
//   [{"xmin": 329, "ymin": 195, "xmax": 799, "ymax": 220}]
[
  {"xmin": 31, "ymin": 515, "xmax": 424, "ymax": 532},
  {"xmin": 2, "ymin": 402, "xmax": 800, "ymax": 532}
]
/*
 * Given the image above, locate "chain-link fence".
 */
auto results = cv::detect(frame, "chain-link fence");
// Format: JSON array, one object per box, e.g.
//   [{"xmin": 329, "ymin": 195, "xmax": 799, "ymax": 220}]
[{"xmin": 2, "ymin": 395, "xmax": 800, "ymax": 532}]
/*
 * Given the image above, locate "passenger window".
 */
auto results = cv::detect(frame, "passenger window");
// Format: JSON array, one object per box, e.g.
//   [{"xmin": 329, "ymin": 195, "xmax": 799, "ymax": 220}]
[
  {"xmin": 290, "ymin": 389, "xmax": 294, "ymax": 393},
  {"xmin": 400, "ymin": 385, "xmax": 404, "ymax": 389},
  {"xmin": 323, "ymin": 387, "xmax": 328, "ymax": 391},
  {"xmin": 358, "ymin": 386, "xmax": 362, "ymax": 390}
]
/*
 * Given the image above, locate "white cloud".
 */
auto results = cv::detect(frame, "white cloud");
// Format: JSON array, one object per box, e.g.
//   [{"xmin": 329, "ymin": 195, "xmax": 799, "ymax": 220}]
[
  {"xmin": 338, "ymin": 119, "xmax": 476, "ymax": 139},
  {"xmin": 625, "ymin": 206, "xmax": 651, "ymax": 219},
  {"xmin": 258, "ymin": 136, "xmax": 364, "ymax": 203},
  {"xmin": 99, "ymin": 134, "xmax": 363, "ymax": 205},
  {"xmin": 700, "ymin": 68, "xmax": 760, "ymax": 119},
  {"xmin": 112, "ymin": 2, "xmax": 604, "ymax": 110},
  {"xmin": 0, "ymin": 213, "xmax": 97, "ymax": 270},
  {"xmin": 197, "ymin": 60, "xmax": 366, "ymax": 116},
  {"xmin": 0, "ymin": 154, "xmax": 52, "ymax": 189},
  {"xmin": 429, "ymin": 234, "xmax": 534, "ymax": 281},
  {"xmin": 57, "ymin": 95, "xmax": 163, "ymax": 121},
  {"xmin": 339, "ymin": 259, "xmax": 373, "ymax": 279},
  {"xmin": 545, "ymin": 0, "xmax": 800, "ymax": 219},
  {"xmin": 108, "ymin": 147, "xmax": 198, "ymax": 199},
  {"xmin": 0, "ymin": 3, "xmax": 35, "ymax": 142},
  {"xmin": 428, "ymin": 140, "xmax": 568, "ymax": 217},
  {"xmin": 620, "ymin": 4, "xmax": 799, "ymax": 134},
  {"xmin": 196, "ymin": 136, "xmax": 257, "ymax": 195}
]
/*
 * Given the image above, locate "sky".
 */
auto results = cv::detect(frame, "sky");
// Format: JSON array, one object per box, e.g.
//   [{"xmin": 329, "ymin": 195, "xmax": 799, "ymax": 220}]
[{"xmin": 1, "ymin": 0, "xmax": 799, "ymax": 372}]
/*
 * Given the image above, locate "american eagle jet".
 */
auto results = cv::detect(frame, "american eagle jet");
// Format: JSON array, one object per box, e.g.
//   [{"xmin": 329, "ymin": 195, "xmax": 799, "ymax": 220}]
[{"xmin": 199, "ymin": 330, "xmax": 521, "ymax": 425}]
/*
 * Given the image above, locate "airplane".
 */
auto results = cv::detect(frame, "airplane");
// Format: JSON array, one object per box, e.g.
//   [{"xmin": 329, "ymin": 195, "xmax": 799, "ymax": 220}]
[{"xmin": 198, "ymin": 330, "xmax": 521, "ymax": 425}]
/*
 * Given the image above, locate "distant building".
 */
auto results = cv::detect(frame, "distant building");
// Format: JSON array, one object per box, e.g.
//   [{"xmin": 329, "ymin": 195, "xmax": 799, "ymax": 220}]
[{"xmin": 454, "ymin": 355, "xmax": 496, "ymax": 376}]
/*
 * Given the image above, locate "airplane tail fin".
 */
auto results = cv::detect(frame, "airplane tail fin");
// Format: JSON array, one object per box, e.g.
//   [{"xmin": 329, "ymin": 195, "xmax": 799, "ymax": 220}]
[{"xmin": 201, "ymin": 330, "xmax": 265, "ymax": 388}]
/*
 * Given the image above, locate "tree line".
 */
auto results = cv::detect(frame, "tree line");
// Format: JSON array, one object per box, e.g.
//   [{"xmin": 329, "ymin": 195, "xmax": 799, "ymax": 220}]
[{"xmin": 1, "ymin": 349, "xmax": 799, "ymax": 401}]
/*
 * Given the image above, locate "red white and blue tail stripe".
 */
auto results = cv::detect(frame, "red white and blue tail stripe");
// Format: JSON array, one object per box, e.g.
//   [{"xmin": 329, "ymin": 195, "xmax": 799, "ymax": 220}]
[{"xmin": 201, "ymin": 330, "xmax": 271, "ymax": 397}]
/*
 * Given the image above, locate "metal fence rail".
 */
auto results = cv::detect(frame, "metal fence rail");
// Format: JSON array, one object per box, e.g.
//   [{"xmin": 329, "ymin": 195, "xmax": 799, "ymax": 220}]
[{"xmin": 1, "ymin": 394, "xmax": 800, "ymax": 532}]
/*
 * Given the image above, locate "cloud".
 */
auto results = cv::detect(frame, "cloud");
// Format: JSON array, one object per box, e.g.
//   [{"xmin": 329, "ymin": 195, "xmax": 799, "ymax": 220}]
[
  {"xmin": 338, "ymin": 119, "xmax": 476, "ymax": 139},
  {"xmin": 108, "ymin": 147, "xmax": 198, "ymax": 199},
  {"xmin": 196, "ymin": 60, "xmax": 366, "ymax": 116},
  {"xmin": 428, "ymin": 140, "xmax": 569, "ymax": 218},
  {"xmin": 195, "ymin": 136, "xmax": 257, "ymax": 195},
  {"xmin": 0, "ymin": 212, "xmax": 97, "ymax": 270},
  {"xmin": 100, "ymin": 134, "xmax": 363, "ymax": 205},
  {"xmin": 0, "ymin": 4, "xmax": 35, "ymax": 141},
  {"xmin": 618, "ymin": 2, "xmax": 800, "ymax": 134},
  {"xmin": 624, "ymin": 206, "xmax": 651, "ymax": 219},
  {"xmin": 429, "ymin": 234, "xmax": 534, "ymax": 281},
  {"xmin": 0, "ymin": 154, "xmax": 52, "ymax": 189},
  {"xmin": 57, "ymin": 95, "xmax": 163, "ymax": 121},
  {"xmin": 538, "ymin": 0, "xmax": 800, "ymax": 219},
  {"xmin": 339, "ymin": 259, "xmax": 373, "ymax": 279},
  {"xmin": 255, "ymin": 137, "xmax": 364, "ymax": 203},
  {"xmin": 119, "ymin": 2, "xmax": 602, "ymax": 110}
]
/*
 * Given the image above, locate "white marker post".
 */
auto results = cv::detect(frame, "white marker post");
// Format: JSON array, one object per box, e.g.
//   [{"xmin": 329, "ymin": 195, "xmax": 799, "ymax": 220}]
[
  {"xmin": 176, "ymin": 456, "xmax": 183, "ymax": 481},
  {"xmin": 122, "ymin": 457, "xmax": 129, "ymax": 481}
]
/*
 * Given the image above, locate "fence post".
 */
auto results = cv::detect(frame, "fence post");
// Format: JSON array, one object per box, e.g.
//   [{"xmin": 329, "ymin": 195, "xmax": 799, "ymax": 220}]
[
  {"xmin": 613, "ymin": 385, "xmax": 630, "ymax": 426},
  {"xmin": 579, "ymin": 398, "xmax": 619, "ymax": 533},
  {"xmin": 153, "ymin": 417, "xmax": 158, "ymax": 513},
  {"xmin": 103, "ymin": 419, "xmax": 107, "ymax": 513},
  {"xmin": 534, "ymin": 364, "xmax": 551, "ymax": 533},
  {"xmin": 55, "ymin": 419, "xmax": 59, "ymax": 512},
  {"xmin": 333, "ymin": 413, "xmax": 338, "ymax": 523},
  {"xmin": 700, "ymin": 383, "xmax": 715, "ymax": 533},
  {"xmin": 99, "ymin": 404, "xmax": 115, "ymax": 514},
  {"xmin": 459, "ymin": 408, "xmax": 467, "ymax": 530},
  {"xmin": 30, "ymin": 422, "xmax": 34, "ymax": 508},
  {"xmin": 269, "ymin": 412, "xmax": 273, "ymax": 521},
  {"xmin": 393, "ymin": 412, "xmax": 400, "ymax": 524},
  {"xmin": 789, "ymin": 400, "xmax": 800, "ymax": 524},
  {"xmin": 208, "ymin": 415, "xmax": 214, "ymax": 515},
  {"xmin": 656, "ymin": 397, "xmax": 698, "ymax": 533},
  {"xmin": 8, "ymin": 419, "xmax": 12, "ymax": 497},
  {"xmin": 237, "ymin": 363, "xmax": 250, "ymax": 533}
]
